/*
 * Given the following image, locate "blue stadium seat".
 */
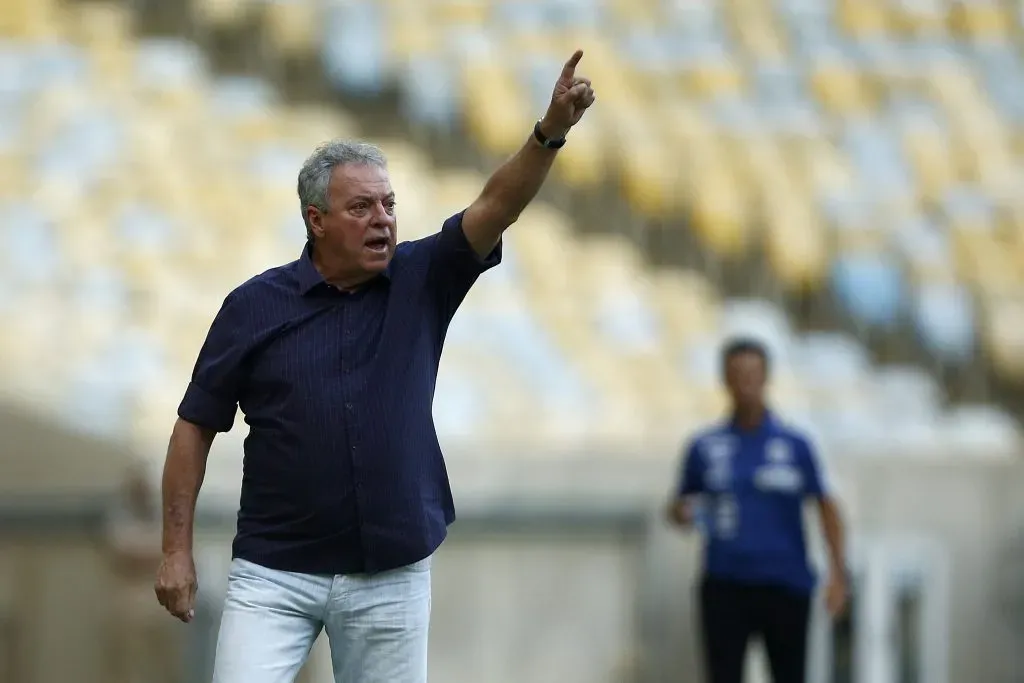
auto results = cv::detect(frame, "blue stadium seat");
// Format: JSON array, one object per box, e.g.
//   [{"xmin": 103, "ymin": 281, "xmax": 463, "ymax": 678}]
[
  {"xmin": 117, "ymin": 203, "xmax": 177, "ymax": 252},
  {"xmin": 134, "ymin": 38, "xmax": 205, "ymax": 91},
  {"xmin": 74, "ymin": 267, "xmax": 130, "ymax": 317},
  {"xmin": 796, "ymin": 332, "xmax": 872, "ymax": 389},
  {"xmin": 29, "ymin": 43, "xmax": 89, "ymax": 91},
  {"xmin": 0, "ymin": 202, "xmax": 60, "ymax": 284},
  {"xmin": 249, "ymin": 143, "xmax": 307, "ymax": 186},
  {"xmin": 210, "ymin": 76, "xmax": 277, "ymax": 119},
  {"xmin": 321, "ymin": 2, "xmax": 386, "ymax": 96},
  {"xmin": 913, "ymin": 283, "xmax": 977, "ymax": 362},
  {"xmin": 593, "ymin": 290, "xmax": 661, "ymax": 353},
  {"xmin": 831, "ymin": 254, "xmax": 906, "ymax": 328},
  {"xmin": 842, "ymin": 120, "xmax": 915, "ymax": 202},
  {"xmin": 400, "ymin": 59, "xmax": 460, "ymax": 130}
]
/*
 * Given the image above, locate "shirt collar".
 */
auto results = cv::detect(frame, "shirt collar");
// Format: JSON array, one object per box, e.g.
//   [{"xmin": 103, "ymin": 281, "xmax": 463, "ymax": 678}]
[
  {"xmin": 296, "ymin": 241, "xmax": 392, "ymax": 296},
  {"xmin": 727, "ymin": 408, "xmax": 775, "ymax": 435}
]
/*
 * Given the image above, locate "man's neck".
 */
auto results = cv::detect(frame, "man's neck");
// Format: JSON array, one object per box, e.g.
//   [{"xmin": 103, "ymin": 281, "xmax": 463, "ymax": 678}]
[
  {"xmin": 733, "ymin": 405, "xmax": 766, "ymax": 431},
  {"xmin": 312, "ymin": 247, "xmax": 371, "ymax": 292}
]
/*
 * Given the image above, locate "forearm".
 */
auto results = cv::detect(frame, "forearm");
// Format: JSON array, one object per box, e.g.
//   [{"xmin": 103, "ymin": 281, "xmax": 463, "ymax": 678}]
[
  {"xmin": 820, "ymin": 498, "xmax": 847, "ymax": 575},
  {"xmin": 462, "ymin": 120, "xmax": 564, "ymax": 256},
  {"xmin": 161, "ymin": 418, "xmax": 214, "ymax": 555},
  {"xmin": 480, "ymin": 122, "xmax": 562, "ymax": 222}
]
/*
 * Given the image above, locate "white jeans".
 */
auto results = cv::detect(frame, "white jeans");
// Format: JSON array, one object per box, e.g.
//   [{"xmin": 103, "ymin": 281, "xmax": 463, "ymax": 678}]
[{"xmin": 211, "ymin": 556, "xmax": 432, "ymax": 683}]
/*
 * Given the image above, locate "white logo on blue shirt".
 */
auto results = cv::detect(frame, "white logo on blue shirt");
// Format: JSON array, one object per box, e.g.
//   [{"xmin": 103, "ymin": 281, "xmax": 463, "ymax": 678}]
[
  {"xmin": 766, "ymin": 438, "xmax": 791, "ymax": 464},
  {"xmin": 702, "ymin": 437, "xmax": 735, "ymax": 492},
  {"xmin": 756, "ymin": 439, "xmax": 803, "ymax": 493}
]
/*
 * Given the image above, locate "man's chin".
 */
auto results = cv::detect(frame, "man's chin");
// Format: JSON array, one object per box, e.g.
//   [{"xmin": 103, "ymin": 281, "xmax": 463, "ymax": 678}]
[{"xmin": 362, "ymin": 252, "xmax": 392, "ymax": 271}]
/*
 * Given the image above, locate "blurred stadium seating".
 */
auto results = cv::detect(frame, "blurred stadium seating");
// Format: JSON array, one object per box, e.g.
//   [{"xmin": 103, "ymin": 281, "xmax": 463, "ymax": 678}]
[{"xmin": 0, "ymin": 0, "xmax": 1022, "ymax": 472}]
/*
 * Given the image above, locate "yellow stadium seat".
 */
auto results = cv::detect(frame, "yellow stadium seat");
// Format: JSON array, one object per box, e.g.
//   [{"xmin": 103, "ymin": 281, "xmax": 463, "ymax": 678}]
[
  {"xmin": 0, "ymin": 0, "xmax": 61, "ymax": 39},
  {"xmin": 892, "ymin": 1, "xmax": 949, "ymax": 37},
  {"xmin": 385, "ymin": 17, "xmax": 442, "ymax": 66},
  {"xmin": 735, "ymin": 135, "xmax": 798, "ymax": 209},
  {"xmin": 0, "ymin": 153, "xmax": 27, "ymax": 201},
  {"xmin": 791, "ymin": 139, "xmax": 856, "ymax": 198},
  {"xmin": 902, "ymin": 128, "xmax": 957, "ymax": 206},
  {"xmin": 649, "ymin": 269, "xmax": 721, "ymax": 348},
  {"xmin": 951, "ymin": 229, "xmax": 1017, "ymax": 294},
  {"xmin": 433, "ymin": 169, "xmax": 486, "ymax": 220},
  {"xmin": 618, "ymin": 137, "xmax": 677, "ymax": 219},
  {"xmin": 810, "ymin": 60, "xmax": 872, "ymax": 114},
  {"xmin": 433, "ymin": 0, "xmax": 489, "ymax": 26},
  {"xmin": 67, "ymin": 2, "xmax": 132, "ymax": 48},
  {"xmin": 984, "ymin": 295, "xmax": 1024, "ymax": 380},
  {"xmin": 460, "ymin": 63, "xmax": 531, "ymax": 157},
  {"xmin": 263, "ymin": 1, "xmax": 321, "ymax": 57},
  {"xmin": 608, "ymin": 0, "xmax": 660, "ymax": 26},
  {"xmin": 683, "ymin": 56, "xmax": 745, "ymax": 100},
  {"xmin": 688, "ymin": 167, "xmax": 750, "ymax": 259},
  {"xmin": 194, "ymin": 0, "xmax": 253, "ymax": 29},
  {"xmin": 948, "ymin": 1, "xmax": 1011, "ymax": 42},
  {"xmin": 836, "ymin": 0, "xmax": 891, "ymax": 39},
  {"xmin": 764, "ymin": 201, "xmax": 829, "ymax": 292},
  {"xmin": 735, "ymin": 21, "xmax": 788, "ymax": 61},
  {"xmin": 552, "ymin": 118, "xmax": 607, "ymax": 189}
]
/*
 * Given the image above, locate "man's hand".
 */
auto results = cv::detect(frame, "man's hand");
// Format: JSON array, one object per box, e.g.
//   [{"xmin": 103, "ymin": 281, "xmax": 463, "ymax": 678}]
[
  {"xmin": 666, "ymin": 499, "xmax": 695, "ymax": 529},
  {"xmin": 155, "ymin": 550, "xmax": 198, "ymax": 623},
  {"xmin": 825, "ymin": 573, "xmax": 848, "ymax": 618},
  {"xmin": 540, "ymin": 49, "xmax": 596, "ymax": 140}
]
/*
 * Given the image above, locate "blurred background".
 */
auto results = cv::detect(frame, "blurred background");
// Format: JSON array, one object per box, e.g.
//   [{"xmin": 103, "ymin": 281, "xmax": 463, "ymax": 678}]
[{"xmin": 2, "ymin": 0, "xmax": 1024, "ymax": 681}]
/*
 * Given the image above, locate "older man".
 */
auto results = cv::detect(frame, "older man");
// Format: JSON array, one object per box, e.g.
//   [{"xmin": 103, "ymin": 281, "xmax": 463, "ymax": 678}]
[{"xmin": 153, "ymin": 52, "xmax": 595, "ymax": 683}]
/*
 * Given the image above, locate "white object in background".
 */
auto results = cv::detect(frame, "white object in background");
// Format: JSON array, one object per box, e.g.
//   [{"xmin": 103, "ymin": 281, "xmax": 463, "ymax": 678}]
[
  {"xmin": 745, "ymin": 638, "xmax": 769, "ymax": 683},
  {"xmin": 857, "ymin": 545, "xmax": 895, "ymax": 683},
  {"xmin": 307, "ymin": 633, "xmax": 335, "ymax": 683}
]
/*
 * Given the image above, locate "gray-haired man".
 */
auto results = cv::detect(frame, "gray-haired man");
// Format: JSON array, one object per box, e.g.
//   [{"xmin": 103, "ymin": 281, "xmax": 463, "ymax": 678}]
[{"xmin": 153, "ymin": 52, "xmax": 596, "ymax": 683}]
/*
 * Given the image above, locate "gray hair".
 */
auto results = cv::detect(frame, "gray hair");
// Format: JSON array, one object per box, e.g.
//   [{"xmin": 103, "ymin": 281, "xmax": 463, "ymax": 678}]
[{"xmin": 297, "ymin": 139, "xmax": 388, "ymax": 241}]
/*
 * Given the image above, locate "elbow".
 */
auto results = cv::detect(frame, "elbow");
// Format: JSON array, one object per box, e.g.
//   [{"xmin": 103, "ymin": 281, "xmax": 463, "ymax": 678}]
[{"xmin": 173, "ymin": 417, "xmax": 217, "ymax": 446}]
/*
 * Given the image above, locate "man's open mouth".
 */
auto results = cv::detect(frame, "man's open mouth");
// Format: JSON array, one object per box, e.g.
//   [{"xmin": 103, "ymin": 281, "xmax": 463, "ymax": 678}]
[{"xmin": 365, "ymin": 236, "xmax": 389, "ymax": 254}]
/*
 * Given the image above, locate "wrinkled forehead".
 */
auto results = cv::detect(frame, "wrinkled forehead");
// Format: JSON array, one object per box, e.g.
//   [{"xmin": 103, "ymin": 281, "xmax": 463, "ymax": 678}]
[{"xmin": 328, "ymin": 163, "xmax": 393, "ymax": 203}]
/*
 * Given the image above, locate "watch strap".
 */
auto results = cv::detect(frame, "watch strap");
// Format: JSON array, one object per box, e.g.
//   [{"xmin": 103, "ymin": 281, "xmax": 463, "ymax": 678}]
[{"xmin": 533, "ymin": 120, "xmax": 567, "ymax": 149}]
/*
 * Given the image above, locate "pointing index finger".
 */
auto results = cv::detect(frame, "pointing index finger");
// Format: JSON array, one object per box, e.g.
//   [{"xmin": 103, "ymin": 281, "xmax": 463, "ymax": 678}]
[{"xmin": 561, "ymin": 49, "xmax": 584, "ymax": 79}]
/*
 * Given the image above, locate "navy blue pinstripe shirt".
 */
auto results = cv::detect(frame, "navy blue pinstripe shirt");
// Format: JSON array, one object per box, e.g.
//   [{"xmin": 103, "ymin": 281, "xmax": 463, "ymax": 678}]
[{"xmin": 177, "ymin": 211, "xmax": 501, "ymax": 574}]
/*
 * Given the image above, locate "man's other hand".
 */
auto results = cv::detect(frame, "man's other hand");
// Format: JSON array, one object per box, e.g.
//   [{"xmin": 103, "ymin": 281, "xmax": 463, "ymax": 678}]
[
  {"xmin": 155, "ymin": 550, "xmax": 198, "ymax": 623},
  {"xmin": 666, "ymin": 499, "xmax": 695, "ymax": 529},
  {"xmin": 825, "ymin": 573, "xmax": 848, "ymax": 619}
]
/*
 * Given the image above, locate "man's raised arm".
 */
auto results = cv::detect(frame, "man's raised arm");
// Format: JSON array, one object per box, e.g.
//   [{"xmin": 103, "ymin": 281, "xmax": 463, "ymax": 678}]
[{"xmin": 461, "ymin": 49, "xmax": 597, "ymax": 258}]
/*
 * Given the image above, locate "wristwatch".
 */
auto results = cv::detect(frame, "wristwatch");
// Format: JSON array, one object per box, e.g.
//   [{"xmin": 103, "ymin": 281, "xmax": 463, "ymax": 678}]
[{"xmin": 533, "ymin": 120, "xmax": 567, "ymax": 149}]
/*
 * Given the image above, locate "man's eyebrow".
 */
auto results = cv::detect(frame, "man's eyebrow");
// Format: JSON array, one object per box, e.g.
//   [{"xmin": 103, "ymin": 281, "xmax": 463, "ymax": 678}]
[{"xmin": 347, "ymin": 192, "xmax": 396, "ymax": 204}]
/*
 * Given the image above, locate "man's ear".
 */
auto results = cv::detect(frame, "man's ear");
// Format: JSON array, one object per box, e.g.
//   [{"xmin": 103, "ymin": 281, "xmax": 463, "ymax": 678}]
[{"xmin": 306, "ymin": 206, "xmax": 325, "ymax": 239}]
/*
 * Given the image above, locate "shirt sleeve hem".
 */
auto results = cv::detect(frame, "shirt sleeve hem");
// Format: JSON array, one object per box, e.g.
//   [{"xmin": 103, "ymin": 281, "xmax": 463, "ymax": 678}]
[
  {"xmin": 177, "ymin": 381, "xmax": 237, "ymax": 433},
  {"xmin": 442, "ymin": 210, "xmax": 503, "ymax": 270}
]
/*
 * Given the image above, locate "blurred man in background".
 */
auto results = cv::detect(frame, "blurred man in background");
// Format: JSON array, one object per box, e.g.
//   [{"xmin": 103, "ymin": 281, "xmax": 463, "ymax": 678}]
[
  {"xmin": 153, "ymin": 51, "xmax": 595, "ymax": 683},
  {"xmin": 666, "ymin": 337, "xmax": 848, "ymax": 683}
]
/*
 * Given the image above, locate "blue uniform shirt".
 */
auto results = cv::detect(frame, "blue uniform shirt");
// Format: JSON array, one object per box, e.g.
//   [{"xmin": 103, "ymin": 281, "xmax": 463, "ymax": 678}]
[
  {"xmin": 677, "ymin": 412, "xmax": 831, "ymax": 594},
  {"xmin": 177, "ymin": 211, "xmax": 501, "ymax": 575}
]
